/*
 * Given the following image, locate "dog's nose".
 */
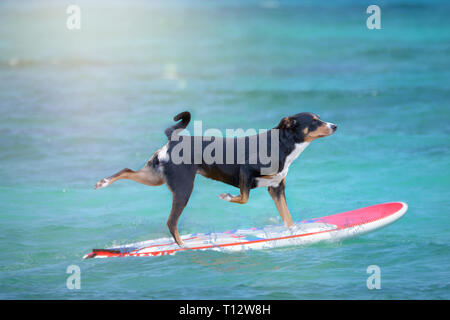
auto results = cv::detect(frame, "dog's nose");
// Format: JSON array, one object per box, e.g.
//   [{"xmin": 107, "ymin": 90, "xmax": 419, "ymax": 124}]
[{"xmin": 331, "ymin": 124, "xmax": 337, "ymax": 132}]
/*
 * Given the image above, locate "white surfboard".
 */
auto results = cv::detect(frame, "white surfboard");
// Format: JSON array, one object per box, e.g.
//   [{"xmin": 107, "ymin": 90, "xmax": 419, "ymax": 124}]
[{"xmin": 83, "ymin": 202, "xmax": 407, "ymax": 259}]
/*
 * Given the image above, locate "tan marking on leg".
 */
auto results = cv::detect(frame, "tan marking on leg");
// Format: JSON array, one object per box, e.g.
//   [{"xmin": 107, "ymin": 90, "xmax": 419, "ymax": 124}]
[
  {"xmin": 268, "ymin": 179, "xmax": 294, "ymax": 227},
  {"xmin": 94, "ymin": 166, "xmax": 164, "ymax": 189},
  {"xmin": 219, "ymin": 191, "xmax": 249, "ymax": 204},
  {"xmin": 219, "ymin": 169, "xmax": 250, "ymax": 204},
  {"xmin": 228, "ymin": 192, "xmax": 249, "ymax": 204}
]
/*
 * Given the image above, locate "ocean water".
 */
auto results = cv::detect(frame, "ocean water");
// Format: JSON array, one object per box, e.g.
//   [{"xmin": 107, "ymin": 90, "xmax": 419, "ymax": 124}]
[{"xmin": 0, "ymin": 0, "xmax": 449, "ymax": 299}]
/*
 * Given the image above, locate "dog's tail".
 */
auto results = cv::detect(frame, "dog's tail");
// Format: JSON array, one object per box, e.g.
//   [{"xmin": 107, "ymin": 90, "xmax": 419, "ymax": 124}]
[{"xmin": 164, "ymin": 111, "xmax": 191, "ymax": 139}]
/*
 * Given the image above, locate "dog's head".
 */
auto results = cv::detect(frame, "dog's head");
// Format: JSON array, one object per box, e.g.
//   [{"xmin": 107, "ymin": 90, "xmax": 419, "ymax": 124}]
[{"xmin": 276, "ymin": 112, "xmax": 337, "ymax": 142}]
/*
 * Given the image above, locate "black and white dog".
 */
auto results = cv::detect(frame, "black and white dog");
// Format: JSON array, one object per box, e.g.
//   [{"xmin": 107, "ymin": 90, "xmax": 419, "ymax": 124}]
[{"xmin": 95, "ymin": 111, "xmax": 337, "ymax": 246}]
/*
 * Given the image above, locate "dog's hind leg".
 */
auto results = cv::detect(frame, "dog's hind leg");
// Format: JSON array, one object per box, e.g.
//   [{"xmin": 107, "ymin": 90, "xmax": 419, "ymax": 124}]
[
  {"xmin": 94, "ymin": 165, "xmax": 164, "ymax": 189},
  {"xmin": 167, "ymin": 192, "xmax": 192, "ymax": 246},
  {"xmin": 219, "ymin": 169, "xmax": 251, "ymax": 204},
  {"xmin": 166, "ymin": 169, "xmax": 196, "ymax": 246},
  {"xmin": 268, "ymin": 179, "xmax": 294, "ymax": 227}
]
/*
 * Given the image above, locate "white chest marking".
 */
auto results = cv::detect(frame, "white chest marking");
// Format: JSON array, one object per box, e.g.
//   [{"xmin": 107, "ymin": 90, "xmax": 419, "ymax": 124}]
[{"xmin": 256, "ymin": 142, "xmax": 310, "ymax": 188}]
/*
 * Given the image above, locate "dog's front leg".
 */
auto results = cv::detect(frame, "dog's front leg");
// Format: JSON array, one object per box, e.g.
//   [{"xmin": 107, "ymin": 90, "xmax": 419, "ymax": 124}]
[
  {"xmin": 268, "ymin": 178, "xmax": 294, "ymax": 227},
  {"xmin": 219, "ymin": 169, "xmax": 251, "ymax": 204}
]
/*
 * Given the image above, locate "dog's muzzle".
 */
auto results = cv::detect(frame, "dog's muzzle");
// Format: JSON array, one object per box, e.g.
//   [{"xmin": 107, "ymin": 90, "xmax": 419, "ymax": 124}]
[{"xmin": 326, "ymin": 122, "xmax": 338, "ymax": 134}]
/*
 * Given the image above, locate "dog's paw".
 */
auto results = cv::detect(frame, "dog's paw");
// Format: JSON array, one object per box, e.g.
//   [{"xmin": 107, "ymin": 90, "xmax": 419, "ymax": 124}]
[
  {"xmin": 218, "ymin": 193, "xmax": 234, "ymax": 201},
  {"xmin": 94, "ymin": 178, "xmax": 110, "ymax": 190}
]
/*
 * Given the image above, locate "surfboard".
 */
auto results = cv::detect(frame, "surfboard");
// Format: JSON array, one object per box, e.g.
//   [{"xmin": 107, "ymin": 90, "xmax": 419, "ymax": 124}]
[{"xmin": 83, "ymin": 202, "xmax": 407, "ymax": 259}]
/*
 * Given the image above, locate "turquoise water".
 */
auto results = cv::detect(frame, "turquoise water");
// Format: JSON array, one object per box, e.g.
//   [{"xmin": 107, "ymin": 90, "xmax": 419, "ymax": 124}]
[{"xmin": 0, "ymin": 0, "xmax": 449, "ymax": 299}]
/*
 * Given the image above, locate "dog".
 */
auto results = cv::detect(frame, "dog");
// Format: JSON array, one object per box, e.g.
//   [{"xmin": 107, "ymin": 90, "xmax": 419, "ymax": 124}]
[{"xmin": 95, "ymin": 111, "xmax": 337, "ymax": 246}]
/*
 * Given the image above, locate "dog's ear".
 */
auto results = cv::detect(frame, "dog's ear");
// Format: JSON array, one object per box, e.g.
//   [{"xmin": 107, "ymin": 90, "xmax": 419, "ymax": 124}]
[{"xmin": 276, "ymin": 117, "xmax": 297, "ymax": 130}]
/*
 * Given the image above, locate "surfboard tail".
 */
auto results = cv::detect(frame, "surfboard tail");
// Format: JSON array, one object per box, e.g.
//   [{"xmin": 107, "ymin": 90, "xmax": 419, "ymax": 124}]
[{"xmin": 83, "ymin": 249, "xmax": 123, "ymax": 259}]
